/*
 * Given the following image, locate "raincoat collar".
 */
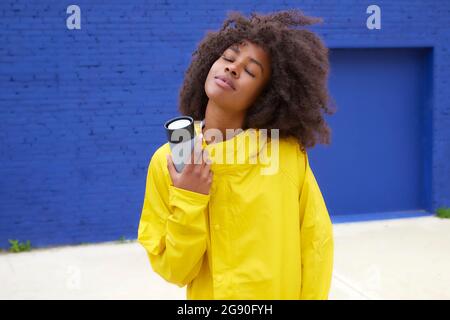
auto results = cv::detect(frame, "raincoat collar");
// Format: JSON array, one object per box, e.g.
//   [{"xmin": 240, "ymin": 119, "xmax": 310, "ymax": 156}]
[{"xmin": 194, "ymin": 119, "xmax": 267, "ymax": 175}]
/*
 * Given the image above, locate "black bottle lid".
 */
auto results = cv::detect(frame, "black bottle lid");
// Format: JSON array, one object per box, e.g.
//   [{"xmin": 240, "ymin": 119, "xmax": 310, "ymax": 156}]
[{"xmin": 164, "ymin": 116, "xmax": 196, "ymax": 143}]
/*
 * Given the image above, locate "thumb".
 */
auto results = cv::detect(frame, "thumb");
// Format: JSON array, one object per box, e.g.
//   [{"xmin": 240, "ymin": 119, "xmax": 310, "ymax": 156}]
[{"xmin": 166, "ymin": 154, "xmax": 178, "ymax": 179}]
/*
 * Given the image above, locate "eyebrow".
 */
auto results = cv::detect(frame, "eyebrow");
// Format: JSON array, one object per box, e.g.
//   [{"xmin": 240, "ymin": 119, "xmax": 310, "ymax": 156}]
[{"xmin": 229, "ymin": 45, "xmax": 265, "ymax": 75}]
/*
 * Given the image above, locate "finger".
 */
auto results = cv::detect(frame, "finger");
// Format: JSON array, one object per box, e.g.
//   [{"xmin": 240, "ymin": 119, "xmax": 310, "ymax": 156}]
[
  {"xmin": 188, "ymin": 135, "xmax": 200, "ymax": 164},
  {"xmin": 202, "ymin": 163, "xmax": 212, "ymax": 179},
  {"xmin": 205, "ymin": 159, "xmax": 212, "ymax": 170},
  {"xmin": 202, "ymin": 158, "xmax": 211, "ymax": 173},
  {"xmin": 202, "ymin": 149, "xmax": 211, "ymax": 168},
  {"xmin": 192, "ymin": 134, "xmax": 204, "ymax": 165},
  {"xmin": 193, "ymin": 152, "xmax": 206, "ymax": 175},
  {"xmin": 208, "ymin": 170, "xmax": 214, "ymax": 182},
  {"xmin": 166, "ymin": 154, "xmax": 178, "ymax": 178},
  {"xmin": 200, "ymin": 149, "xmax": 208, "ymax": 167},
  {"xmin": 183, "ymin": 154, "xmax": 194, "ymax": 173}
]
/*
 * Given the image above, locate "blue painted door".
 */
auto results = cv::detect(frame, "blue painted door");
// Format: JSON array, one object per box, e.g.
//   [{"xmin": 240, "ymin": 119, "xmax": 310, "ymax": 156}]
[{"xmin": 309, "ymin": 48, "xmax": 433, "ymax": 217}]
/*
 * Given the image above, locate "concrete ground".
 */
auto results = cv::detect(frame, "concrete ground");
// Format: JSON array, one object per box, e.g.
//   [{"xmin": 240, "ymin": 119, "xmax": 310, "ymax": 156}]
[{"xmin": 1, "ymin": 216, "xmax": 449, "ymax": 300}]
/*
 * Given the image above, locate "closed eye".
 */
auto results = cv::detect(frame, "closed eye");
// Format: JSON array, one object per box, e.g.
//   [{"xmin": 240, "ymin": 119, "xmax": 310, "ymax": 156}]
[{"xmin": 222, "ymin": 56, "xmax": 255, "ymax": 78}]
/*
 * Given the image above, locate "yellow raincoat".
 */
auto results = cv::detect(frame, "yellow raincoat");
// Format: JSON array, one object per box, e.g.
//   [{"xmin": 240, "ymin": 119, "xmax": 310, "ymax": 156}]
[{"xmin": 137, "ymin": 121, "xmax": 334, "ymax": 299}]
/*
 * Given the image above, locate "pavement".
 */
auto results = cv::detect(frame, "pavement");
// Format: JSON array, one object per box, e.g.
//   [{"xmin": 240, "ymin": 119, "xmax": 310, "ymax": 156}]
[{"xmin": 1, "ymin": 215, "xmax": 449, "ymax": 300}]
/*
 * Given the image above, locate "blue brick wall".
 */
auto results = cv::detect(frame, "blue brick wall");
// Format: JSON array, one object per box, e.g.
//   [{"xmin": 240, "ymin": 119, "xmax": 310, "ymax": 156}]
[{"xmin": 0, "ymin": 0, "xmax": 449, "ymax": 249}]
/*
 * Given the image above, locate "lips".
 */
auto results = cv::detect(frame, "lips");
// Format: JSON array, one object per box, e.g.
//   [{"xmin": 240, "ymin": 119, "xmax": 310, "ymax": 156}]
[{"xmin": 214, "ymin": 75, "xmax": 236, "ymax": 90}]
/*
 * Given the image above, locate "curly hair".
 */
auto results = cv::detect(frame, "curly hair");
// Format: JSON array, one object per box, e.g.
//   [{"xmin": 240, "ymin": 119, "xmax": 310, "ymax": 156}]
[{"xmin": 178, "ymin": 9, "xmax": 337, "ymax": 152}]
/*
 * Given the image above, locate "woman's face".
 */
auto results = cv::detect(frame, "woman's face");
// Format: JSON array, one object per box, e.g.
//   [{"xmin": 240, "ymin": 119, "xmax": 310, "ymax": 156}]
[{"xmin": 204, "ymin": 39, "xmax": 272, "ymax": 114}]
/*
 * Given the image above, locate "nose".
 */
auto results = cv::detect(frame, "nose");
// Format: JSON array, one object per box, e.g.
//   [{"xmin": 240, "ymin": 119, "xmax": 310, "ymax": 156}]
[{"xmin": 225, "ymin": 65, "xmax": 238, "ymax": 77}]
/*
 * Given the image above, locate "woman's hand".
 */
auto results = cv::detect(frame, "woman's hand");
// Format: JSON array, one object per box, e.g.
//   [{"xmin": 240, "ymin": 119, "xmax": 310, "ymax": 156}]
[{"xmin": 166, "ymin": 135, "xmax": 213, "ymax": 195}]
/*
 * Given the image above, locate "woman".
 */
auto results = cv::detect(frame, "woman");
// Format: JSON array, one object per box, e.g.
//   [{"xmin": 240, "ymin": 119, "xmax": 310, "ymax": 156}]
[{"xmin": 138, "ymin": 9, "xmax": 337, "ymax": 300}]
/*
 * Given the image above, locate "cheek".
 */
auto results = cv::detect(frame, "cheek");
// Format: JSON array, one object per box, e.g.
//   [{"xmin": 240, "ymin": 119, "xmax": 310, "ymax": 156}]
[
  {"xmin": 240, "ymin": 79, "xmax": 264, "ymax": 100},
  {"xmin": 208, "ymin": 60, "xmax": 221, "ymax": 76},
  {"xmin": 204, "ymin": 65, "xmax": 216, "ymax": 89},
  {"xmin": 205, "ymin": 62, "xmax": 221, "ymax": 85}
]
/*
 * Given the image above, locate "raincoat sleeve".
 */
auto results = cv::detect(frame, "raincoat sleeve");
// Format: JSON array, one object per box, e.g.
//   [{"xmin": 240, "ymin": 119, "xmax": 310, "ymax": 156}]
[
  {"xmin": 137, "ymin": 149, "xmax": 210, "ymax": 288},
  {"xmin": 298, "ymin": 149, "xmax": 334, "ymax": 300}
]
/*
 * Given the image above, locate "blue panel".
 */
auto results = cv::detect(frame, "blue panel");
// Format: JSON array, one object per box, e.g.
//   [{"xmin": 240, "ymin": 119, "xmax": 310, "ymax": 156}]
[{"xmin": 309, "ymin": 48, "xmax": 433, "ymax": 216}]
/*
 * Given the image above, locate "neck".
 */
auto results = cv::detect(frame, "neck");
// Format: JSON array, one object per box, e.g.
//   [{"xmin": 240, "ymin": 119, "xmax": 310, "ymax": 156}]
[{"xmin": 202, "ymin": 100, "xmax": 246, "ymax": 145}]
